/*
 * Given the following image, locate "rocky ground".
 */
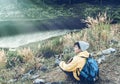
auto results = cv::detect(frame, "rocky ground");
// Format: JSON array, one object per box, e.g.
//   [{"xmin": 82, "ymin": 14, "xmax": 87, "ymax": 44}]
[
  {"xmin": 97, "ymin": 52, "xmax": 120, "ymax": 84},
  {"xmin": 40, "ymin": 48, "xmax": 120, "ymax": 84},
  {"xmin": 0, "ymin": 31, "xmax": 119, "ymax": 84},
  {"xmin": 6, "ymin": 47, "xmax": 119, "ymax": 84}
]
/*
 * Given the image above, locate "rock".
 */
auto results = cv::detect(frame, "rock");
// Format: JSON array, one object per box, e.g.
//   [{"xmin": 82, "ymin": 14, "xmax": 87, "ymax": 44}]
[
  {"xmin": 97, "ymin": 55, "xmax": 106, "ymax": 64},
  {"xmin": 21, "ymin": 73, "xmax": 30, "ymax": 80},
  {"xmin": 21, "ymin": 68, "xmax": 37, "ymax": 80},
  {"xmin": 45, "ymin": 83, "xmax": 51, "ymax": 84},
  {"xmin": 33, "ymin": 79, "xmax": 45, "ymax": 84},
  {"xmin": 51, "ymin": 81, "xmax": 64, "ymax": 84},
  {"xmin": 97, "ymin": 48, "xmax": 116, "ymax": 55},
  {"xmin": 30, "ymin": 74, "xmax": 40, "ymax": 80},
  {"xmin": 110, "ymin": 39, "xmax": 118, "ymax": 44},
  {"xmin": 54, "ymin": 59, "xmax": 60, "ymax": 66},
  {"xmin": 27, "ymin": 68, "xmax": 36, "ymax": 74},
  {"xmin": 54, "ymin": 53, "xmax": 64, "ymax": 60},
  {"xmin": 9, "ymin": 48, "xmax": 16, "ymax": 51},
  {"xmin": 40, "ymin": 65, "xmax": 48, "ymax": 72},
  {"xmin": 8, "ymin": 79, "xmax": 17, "ymax": 83},
  {"xmin": 102, "ymin": 48, "xmax": 116, "ymax": 54},
  {"xmin": 46, "ymin": 82, "xmax": 62, "ymax": 84}
]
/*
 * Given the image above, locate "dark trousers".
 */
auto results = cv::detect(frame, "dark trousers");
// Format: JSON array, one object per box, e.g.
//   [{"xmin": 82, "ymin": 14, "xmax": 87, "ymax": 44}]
[{"xmin": 64, "ymin": 71, "xmax": 94, "ymax": 84}]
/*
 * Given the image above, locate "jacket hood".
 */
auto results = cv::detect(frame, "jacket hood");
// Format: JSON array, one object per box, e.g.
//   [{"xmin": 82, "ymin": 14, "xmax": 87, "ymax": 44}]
[{"xmin": 77, "ymin": 51, "xmax": 89, "ymax": 58}]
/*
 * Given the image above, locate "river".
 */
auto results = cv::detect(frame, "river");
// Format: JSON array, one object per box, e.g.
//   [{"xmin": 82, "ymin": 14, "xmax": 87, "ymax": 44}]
[
  {"xmin": 0, "ymin": 17, "xmax": 86, "ymax": 48},
  {"xmin": 0, "ymin": 30, "xmax": 72, "ymax": 48}
]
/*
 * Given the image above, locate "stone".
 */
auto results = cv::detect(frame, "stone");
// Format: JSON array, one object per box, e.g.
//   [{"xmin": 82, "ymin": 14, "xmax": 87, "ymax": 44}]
[
  {"xmin": 45, "ymin": 83, "xmax": 51, "ymax": 84},
  {"xmin": 30, "ymin": 74, "xmax": 40, "ymax": 80},
  {"xmin": 110, "ymin": 39, "xmax": 118, "ymax": 44},
  {"xmin": 97, "ymin": 55, "xmax": 106, "ymax": 64},
  {"xmin": 9, "ymin": 48, "xmax": 16, "ymax": 51},
  {"xmin": 97, "ymin": 48, "xmax": 116, "ymax": 56},
  {"xmin": 40, "ymin": 65, "xmax": 48, "ymax": 72},
  {"xmin": 27, "ymin": 68, "xmax": 36, "ymax": 74},
  {"xmin": 21, "ymin": 73, "xmax": 30, "ymax": 80},
  {"xmin": 33, "ymin": 78, "xmax": 45, "ymax": 84},
  {"xmin": 102, "ymin": 48, "xmax": 116, "ymax": 54},
  {"xmin": 8, "ymin": 79, "xmax": 17, "ymax": 83},
  {"xmin": 51, "ymin": 81, "xmax": 64, "ymax": 84}
]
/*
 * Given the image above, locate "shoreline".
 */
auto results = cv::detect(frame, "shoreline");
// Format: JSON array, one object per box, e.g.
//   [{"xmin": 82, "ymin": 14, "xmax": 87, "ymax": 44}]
[
  {"xmin": 0, "ymin": 30, "xmax": 69, "ymax": 49},
  {"xmin": 0, "ymin": 29, "xmax": 81, "ymax": 49}
]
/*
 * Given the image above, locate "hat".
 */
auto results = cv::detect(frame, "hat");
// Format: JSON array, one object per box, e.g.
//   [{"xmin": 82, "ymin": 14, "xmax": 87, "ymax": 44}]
[{"xmin": 78, "ymin": 41, "xmax": 89, "ymax": 51}]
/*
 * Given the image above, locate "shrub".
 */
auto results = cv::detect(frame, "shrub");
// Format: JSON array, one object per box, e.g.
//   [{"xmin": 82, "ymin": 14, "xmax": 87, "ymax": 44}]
[
  {"xmin": 17, "ymin": 47, "xmax": 34, "ymax": 62},
  {"xmin": 38, "ymin": 37, "xmax": 63, "ymax": 58},
  {"xmin": 6, "ymin": 51, "xmax": 23, "ymax": 68},
  {"xmin": 62, "ymin": 12, "xmax": 119, "ymax": 52}
]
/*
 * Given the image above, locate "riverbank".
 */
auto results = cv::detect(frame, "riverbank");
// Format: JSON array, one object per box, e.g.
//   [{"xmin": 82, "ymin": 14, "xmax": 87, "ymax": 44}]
[{"xmin": 0, "ymin": 30, "xmax": 73, "ymax": 48}]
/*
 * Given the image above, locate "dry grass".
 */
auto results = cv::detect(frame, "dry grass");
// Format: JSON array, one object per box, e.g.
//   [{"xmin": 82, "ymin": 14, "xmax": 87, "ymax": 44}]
[
  {"xmin": 62, "ymin": 13, "xmax": 120, "ymax": 52},
  {"xmin": 17, "ymin": 47, "xmax": 42, "ymax": 72},
  {"xmin": 85, "ymin": 12, "xmax": 111, "ymax": 28},
  {"xmin": 0, "ymin": 48, "xmax": 42, "ymax": 83},
  {"xmin": 17, "ymin": 47, "xmax": 34, "ymax": 63},
  {"xmin": 0, "ymin": 50, "xmax": 7, "ymax": 68}
]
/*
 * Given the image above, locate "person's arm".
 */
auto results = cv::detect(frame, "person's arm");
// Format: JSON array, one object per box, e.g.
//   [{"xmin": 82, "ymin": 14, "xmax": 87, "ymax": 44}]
[
  {"xmin": 67, "ymin": 57, "xmax": 73, "ymax": 64},
  {"xmin": 59, "ymin": 56, "xmax": 78, "ymax": 72}
]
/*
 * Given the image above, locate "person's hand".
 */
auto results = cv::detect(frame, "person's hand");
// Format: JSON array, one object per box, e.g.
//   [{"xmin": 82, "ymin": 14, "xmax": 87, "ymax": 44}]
[
  {"xmin": 54, "ymin": 54, "xmax": 63, "ymax": 66},
  {"xmin": 55, "ymin": 58, "xmax": 61, "ymax": 66}
]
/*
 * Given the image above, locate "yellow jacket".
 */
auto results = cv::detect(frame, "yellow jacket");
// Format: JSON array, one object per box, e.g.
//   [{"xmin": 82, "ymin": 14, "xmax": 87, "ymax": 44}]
[{"xmin": 59, "ymin": 51, "xmax": 89, "ymax": 80}]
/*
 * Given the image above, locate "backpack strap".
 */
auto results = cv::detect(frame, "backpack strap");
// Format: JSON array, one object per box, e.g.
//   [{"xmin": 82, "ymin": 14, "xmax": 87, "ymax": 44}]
[
  {"xmin": 80, "ymin": 54, "xmax": 91, "ymax": 59},
  {"xmin": 81, "ymin": 56, "xmax": 87, "ymax": 58},
  {"xmin": 80, "ymin": 55, "xmax": 91, "ymax": 79}
]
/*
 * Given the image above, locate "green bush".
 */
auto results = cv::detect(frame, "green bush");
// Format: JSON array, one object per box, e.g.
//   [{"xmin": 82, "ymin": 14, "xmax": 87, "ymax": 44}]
[
  {"xmin": 40, "ymin": 47, "xmax": 55, "ymax": 58},
  {"xmin": 6, "ymin": 51, "xmax": 24, "ymax": 68},
  {"xmin": 38, "ymin": 37, "xmax": 63, "ymax": 58}
]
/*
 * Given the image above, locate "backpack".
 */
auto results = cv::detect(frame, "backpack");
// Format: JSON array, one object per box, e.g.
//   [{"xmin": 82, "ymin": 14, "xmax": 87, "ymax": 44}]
[{"xmin": 80, "ymin": 55, "xmax": 99, "ymax": 81}]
